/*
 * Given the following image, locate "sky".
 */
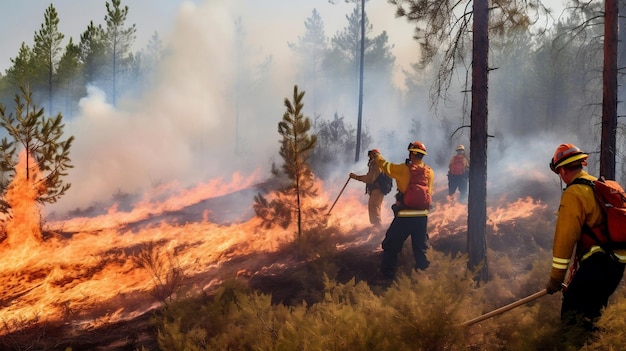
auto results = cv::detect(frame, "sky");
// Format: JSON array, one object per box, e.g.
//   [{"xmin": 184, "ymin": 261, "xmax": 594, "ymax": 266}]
[{"xmin": 0, "ymin": 0, "xmax": 568, "ymax": 215}]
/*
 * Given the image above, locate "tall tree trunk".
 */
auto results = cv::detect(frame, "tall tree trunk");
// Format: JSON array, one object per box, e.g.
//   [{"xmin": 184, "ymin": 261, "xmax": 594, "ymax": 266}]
[
  {"xmin": 355, "ymin": 0, "xmax": 365, "ymax": 163},
  {"xmin": 467, "ymin": 0, "xmax": 489, "ymax": 282},
  {"xmin": 619, "ymin": 0, "xmax": 626, "ymax": 182},
  {"xmin": 601, "ymin": 0, "xmax": 618, "ymax": 179}
]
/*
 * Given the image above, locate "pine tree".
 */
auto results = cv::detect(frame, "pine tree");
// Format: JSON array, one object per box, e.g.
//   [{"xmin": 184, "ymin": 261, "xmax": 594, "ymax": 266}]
[
  {"xmin": 56, "ymin": 38, "xmax": 84, "ymax": 118},
  {"xmin": 32, "ymin": 4, "xmax": 64, "ymax": 113},
  {"xmin": 254, "ymin": 85, "xmax": 319, "ymax": 238},
  {"xmin": 104, "ymin": 0, "xmax": 137, "ymax": 106},
  {"xmin": 288, "ymin": 9, "xmax": 328, "ymax": 116},
  {"xmin": 135, "ymin": 31, "xmax": 164, "ymax": 90},
  {"xmin": 0, "ymin": 84, "xmax": 74, "ymax": 214},
  {"xmin": 4, "ymin": 43, "xmax": 35, "ymax": 91},
  {"xmin": 310, "ymin": 113, "xmax": 373, "ymax": 179},
  {"xmin": 79, "ymin": 21, "xmax": 107, "ymax": 87}
]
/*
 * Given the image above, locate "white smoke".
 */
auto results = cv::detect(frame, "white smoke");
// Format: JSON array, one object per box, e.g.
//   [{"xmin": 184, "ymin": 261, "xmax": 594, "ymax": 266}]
[
  {"xmin": 50, "ymin": 1, "xmax": 247, "ymax": 214},
  {"xmin": 44, "ymin": 0, "xmax": 573, "ymax": 216}
]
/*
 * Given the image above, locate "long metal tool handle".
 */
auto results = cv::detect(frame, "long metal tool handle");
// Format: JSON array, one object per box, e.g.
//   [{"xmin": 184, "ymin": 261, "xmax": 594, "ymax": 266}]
[
  {"xmin": 327, "ymin": 177, "xmax": 351, "ymax": 215},
  {"xmin": 460, "ymin": 289, "xmax": 548, "ymax": 327}
]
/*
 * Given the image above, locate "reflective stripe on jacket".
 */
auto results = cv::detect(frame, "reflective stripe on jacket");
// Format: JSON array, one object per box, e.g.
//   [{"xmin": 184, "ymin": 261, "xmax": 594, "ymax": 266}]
[{"xmin": 550, "ymin": 171, "xmax": 603, "ymax": 282}]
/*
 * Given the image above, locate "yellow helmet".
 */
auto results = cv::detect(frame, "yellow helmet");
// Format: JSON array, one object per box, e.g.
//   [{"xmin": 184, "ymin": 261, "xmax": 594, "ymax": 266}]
[
  {"xmin": 408, "ymin": 141, "xmax": 427, "ymax": 155},
  {"xmin": 455, "ymin": 144, "xmax": 465, "ymax": 151}
]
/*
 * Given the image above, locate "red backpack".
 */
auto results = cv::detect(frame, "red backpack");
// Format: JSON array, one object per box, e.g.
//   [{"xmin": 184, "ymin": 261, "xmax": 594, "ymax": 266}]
[
  {"xmin": 449, "ymin": 155, "xmax": 467, "ymax": 175},
  {"xmin": 570, "ymin": 177, "xmax": 626, "ymax": 253},
  {"xmin": 403, "ymin": 163, "xmax": 432, "ymax": 210}
]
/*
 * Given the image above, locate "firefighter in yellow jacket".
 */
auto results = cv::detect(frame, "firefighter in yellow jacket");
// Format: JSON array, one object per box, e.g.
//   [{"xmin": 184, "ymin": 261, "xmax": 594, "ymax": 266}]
[
  {"xmin": 545, "ymin": 144, "xmax": 626, "ymax": 331},
  {"xmin": 350, "ymin": 149, "xmax": 385, "ymax": 228},
  {"xmin": 372, "ymin": 141, "xmax": 434, "ymax": 281}
]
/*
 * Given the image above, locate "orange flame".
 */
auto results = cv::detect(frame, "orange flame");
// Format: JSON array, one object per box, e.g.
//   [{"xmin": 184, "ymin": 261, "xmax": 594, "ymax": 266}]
[
  {"xmin": 4, "ymin": 151, "xmax": 45, "ymax": 247},
  {"xmin": 0, "ymin": 172, "xmax": 549, "ymax": 336}
]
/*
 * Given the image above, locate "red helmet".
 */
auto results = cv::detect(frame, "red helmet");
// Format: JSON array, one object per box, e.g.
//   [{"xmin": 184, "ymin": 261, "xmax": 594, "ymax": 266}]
[
  {"xmin": 549, "ymin": 144, "xmax": 588, "ymax": 174},
  {"xmin": 408, "ymin": 141, "xmax": 427, "ymax": 155},
  {"xmin": 368, "ymin": 149, "xmax": 380, "ymax": 157}
]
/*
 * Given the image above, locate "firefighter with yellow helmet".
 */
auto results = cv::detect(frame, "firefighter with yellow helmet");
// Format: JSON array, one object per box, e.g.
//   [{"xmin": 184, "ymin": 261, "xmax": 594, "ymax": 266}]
[
  {"xmin": 546, "ymin": 143, "xmax": 626, "ymax": 335},
  {"xmin": 370, "ymin": 141, "xmax": 434, "ymax": 282},
  {"xmin": 447, "ymin": 144, "xmax": 469, "ymax": 199},
  {"xmin": 349, "ymin": 149, "xmax": 386, "ymax": 228}
]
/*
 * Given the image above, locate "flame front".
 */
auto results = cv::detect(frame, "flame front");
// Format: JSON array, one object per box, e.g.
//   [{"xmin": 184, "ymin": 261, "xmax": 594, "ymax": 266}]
[
  {"xmin": 4, "ymin": 151, "xmax": 44, "ymax": 247},
  {"xmin": 0, "ymin": 171, "xmax": 548, "ymax": 335}
]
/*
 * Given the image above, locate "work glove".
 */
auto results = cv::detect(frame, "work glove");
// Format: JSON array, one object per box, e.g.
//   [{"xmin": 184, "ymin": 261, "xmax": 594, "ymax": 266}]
[
  {"xmin": 349, "ymin": 172, "xmax": 357, "ymax": 180},
  {"xmin": 545, "ymin": 277, "xmax": 563, "ymax": 295}
]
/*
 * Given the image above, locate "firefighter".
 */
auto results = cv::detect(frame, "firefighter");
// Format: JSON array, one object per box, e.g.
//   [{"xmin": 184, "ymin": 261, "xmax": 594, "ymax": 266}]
[
  {"xmin": 447, "ymin": 144, "xmax": 469, "ymax": 199},
  {"xmin": 545, "ymin": 144, "xmax": 626, "ymax": 334},
  {"xmin": 350, "ymin": 149, "xmax": 385, "ymax": 228},
  {"xmin": 371, "ymin": 141, "xmax": 434, "ymax": 282}
]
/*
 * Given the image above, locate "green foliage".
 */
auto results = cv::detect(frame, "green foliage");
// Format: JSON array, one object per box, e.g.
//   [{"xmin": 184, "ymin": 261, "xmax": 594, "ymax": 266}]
[
  {"xmin": 104, "ymin": 0, "xmax": 137, "ymax": 105},
  {"xmin": 0, "ymin": 84, "xmax": 74, "ymax": 213},
  {"xmin": 277, "ymin": 85, "xmax": 317, "ymax": 187},
  {"xmin": 4, "ymin": 43, "xmax": 35, "ymax": 91},
  {"xmin": 56, "ymin": 38, "xmax": 86, "ymax": 118},
  {"xmin": 79, "ymin": 21, "xmax": 108, "ymax": 84},
  {"xmin": 254, "ymin": 85, "xmax": 323, "ymax": 240},
  {"xmin": 32, "ymin": 3, "xmax": 64, "ymax": 112}
]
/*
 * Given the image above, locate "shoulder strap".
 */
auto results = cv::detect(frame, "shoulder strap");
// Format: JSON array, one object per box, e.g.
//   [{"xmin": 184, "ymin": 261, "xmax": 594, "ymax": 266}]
[
  {"xmin": 568, "ymin": 177, "xmax": 594, "ymax": 188},
  {"xmin": 567, "ymin": 177, "xmax": 609, "ymax": 249}
]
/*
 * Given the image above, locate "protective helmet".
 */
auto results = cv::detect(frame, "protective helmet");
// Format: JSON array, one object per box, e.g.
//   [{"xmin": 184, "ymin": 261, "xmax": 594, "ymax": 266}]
[
  {"xmin": 368, "ymin": 149, "xmax": 380, "ymax": 157},
  {"xmin": 456, "ymin": 144, "xmax": 465, "ymax": 151},
  {"xmin": 408, "ymin": 141, "xmax": 427, "ymax": 155},
  {"xmin": 549, "ymin": 144, "xmax": 588, "ymax": 174}
]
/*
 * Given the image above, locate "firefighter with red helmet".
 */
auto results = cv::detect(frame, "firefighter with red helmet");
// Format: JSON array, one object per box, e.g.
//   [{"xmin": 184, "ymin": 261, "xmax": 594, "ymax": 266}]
[
  {"xmin": 370, "ymin": 141, "xmax": 434, "ymax": 282},
  {"xmin": 546, "ymin": 143, "xmax": 625, "ymax": 334}
]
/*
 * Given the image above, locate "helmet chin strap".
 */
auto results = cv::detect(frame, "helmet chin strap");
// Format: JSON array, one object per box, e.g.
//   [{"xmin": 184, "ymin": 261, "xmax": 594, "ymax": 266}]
[{"xmin": 556, "ymin": 167, "xmax": 565, "ymax": 193}]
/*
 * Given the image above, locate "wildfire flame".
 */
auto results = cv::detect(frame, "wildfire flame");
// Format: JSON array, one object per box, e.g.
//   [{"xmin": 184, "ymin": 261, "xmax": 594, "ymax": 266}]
[
  {"xmin": 0, "ymin": 168, "xmax": 549, "ymax": 336},
  {"xmin": 4, "ymin": 151, "xmax": 45, "ymax": 248}
]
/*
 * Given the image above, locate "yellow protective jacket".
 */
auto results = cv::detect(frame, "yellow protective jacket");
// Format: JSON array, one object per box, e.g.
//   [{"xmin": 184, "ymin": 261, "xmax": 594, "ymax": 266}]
[
  {"xmin": 374, "ymin": 154, "xmax": 434, "ymax": 217},
  {"xmin": 354, "ymin": 158, "xmax": 381, "ymax": 185},
  {"xmin": 550, "ymin": 171, "xmax": 604, "ymax": 283}
]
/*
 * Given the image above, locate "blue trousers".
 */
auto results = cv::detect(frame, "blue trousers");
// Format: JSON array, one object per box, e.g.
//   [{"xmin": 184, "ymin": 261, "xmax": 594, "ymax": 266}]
[{"xmin": 380, "ymin": 215, "xmax": 429, "ymax": 279}]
